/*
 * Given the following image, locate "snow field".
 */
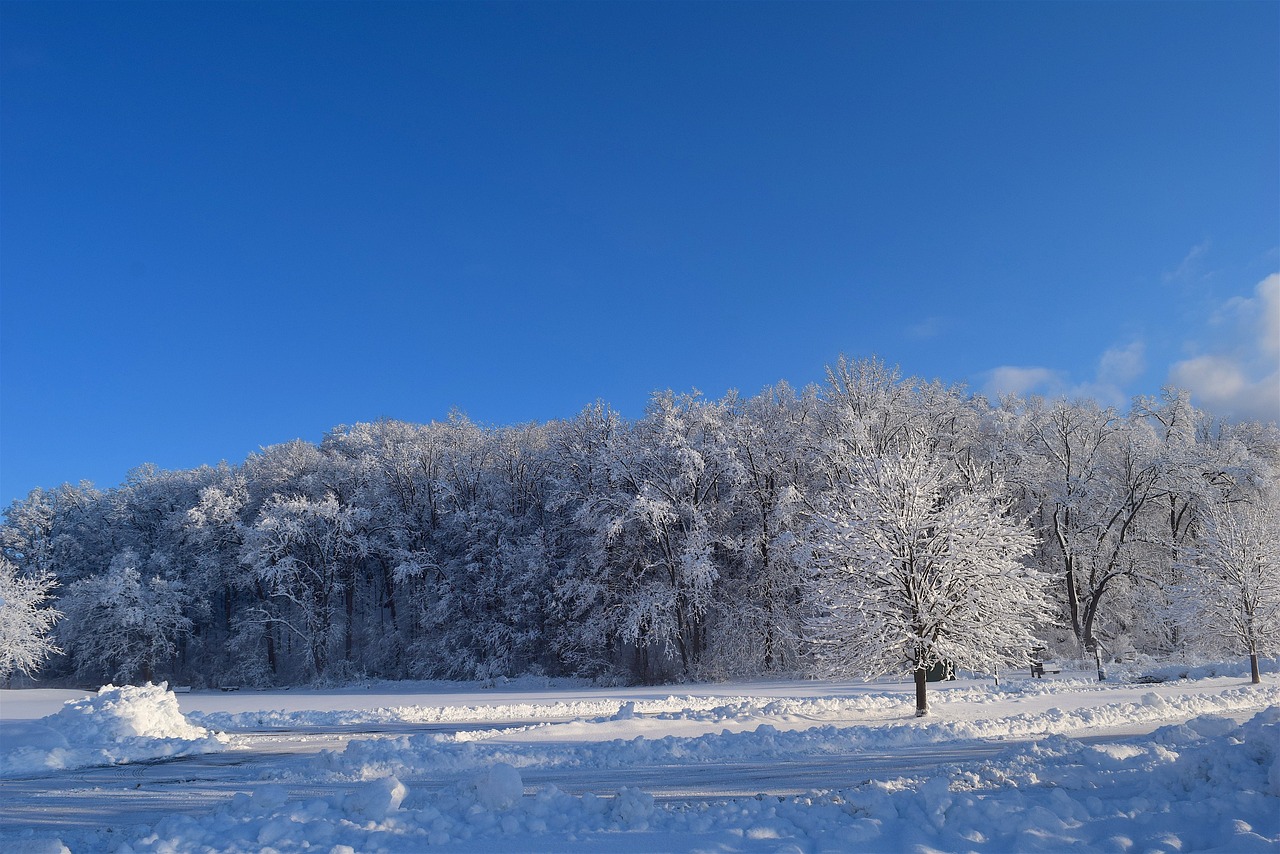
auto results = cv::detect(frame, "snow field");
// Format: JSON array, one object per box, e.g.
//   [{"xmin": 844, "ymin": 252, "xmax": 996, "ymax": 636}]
[
  {"xmin": 313, "ymin": 682, "xmax": 1280, "ymax": 780},
  {"xmin": 2, "ymin": 673, "xmax": 1278, "ymax": 852},
  {"xmin": 105, "ymin": 708, "xmax": 1280, "ymax": 853}
]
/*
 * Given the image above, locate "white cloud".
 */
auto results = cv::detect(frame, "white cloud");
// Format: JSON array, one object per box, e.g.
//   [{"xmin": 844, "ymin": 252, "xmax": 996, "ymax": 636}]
[
  {"xmin": 982, "ymin": 340, "xmax": 1145, "ymax": 409},
  {"xmin": 1167, "ymin": 273, "xmax": 1280, "ymax": 423},
  {"xmin": 1227, "ymin": 272, "xmax": 1279, "ymax": 357},
  {"xmin": 1169, "ymin": 355, "xmax": 1247, "ymax": 401},
  {"xmin": 982, "ymin": 366, "xmax": 1063, "ymax": 399}
]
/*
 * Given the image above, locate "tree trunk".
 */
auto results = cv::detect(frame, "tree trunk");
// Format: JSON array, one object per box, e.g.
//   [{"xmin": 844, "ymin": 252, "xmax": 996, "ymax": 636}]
[
  {"xmin": 914, "ymin": 668, "xmax": 928, "ymax": 717},
  {"xmin": 266, "ymin": 624, "xmax": 278, "ymax": 677},
  {"xmin": 344, "ymin": 580, "xmax": 355, "ymax": 663},
  {"xmin": 1081, "ymin": 592, "xmax": 1100, "ymax": 657},
  {"xmin": 1066, "ymin": 573, "xmax": 1082, "ymax": 647},
  {"xmin": 1250, "ymin": 653, "xmax": 1261, "ymax": 685},
  {"xmin": 1054, "ymin": 514, "xmax": 1082, "ymax": 645}
]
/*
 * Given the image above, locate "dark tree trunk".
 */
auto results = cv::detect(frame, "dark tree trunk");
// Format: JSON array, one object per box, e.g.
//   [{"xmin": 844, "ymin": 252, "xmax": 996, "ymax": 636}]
[
  {"xmin": 914, "ymin": 668, "xmax": 928, "ymax": 717},
  {"xmin": 266, "ymin": 625, "xmax": 278, "ymax": 677},
  {"xmin": 1065, "ymin": 561, "xmax": 1082, "ymax": 649},
  {"xmin": 344, "ymin": 580, "xmax": 355, "ymax": 662},
  {"xmin": 1250, "ymin": 653, "xmax": 1261, "ymax": 685}
]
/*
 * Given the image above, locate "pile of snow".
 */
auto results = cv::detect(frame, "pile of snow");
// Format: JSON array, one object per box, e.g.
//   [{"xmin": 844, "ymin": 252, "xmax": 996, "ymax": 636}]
[
  {"xmin": 48, "ymin": 707, "xmax": 1279, "ymax": 852},
  {"xmin": 0, "ymin": 683, "xmax": 227, "ymax": 778}
]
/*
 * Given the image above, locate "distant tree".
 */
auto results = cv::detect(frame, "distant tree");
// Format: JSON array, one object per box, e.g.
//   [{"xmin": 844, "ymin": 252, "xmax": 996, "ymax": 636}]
[
  {"xmin": 1024, "ymin": 399, "xmax": 1163, "ymax": 655},
  {"xmin": 0, "ymin": 556, "xmax": 61, "ymax": 683},
  {"xmin": 546, "ymin": 402, "xmax": 626, "ymax": 678},
  {"xmin": 241, "ymin": 494, "xmax": 369, "ymax": 681},
  {"xmin": 806, "ymin": 441, "xmax": 1050, "ymax": 716},
  {"xmin": 717, "ymin": 383, "xmax": 816, "ymax": 674},
  {"xmin": 577, "ymin": 391, "xmax": 742, "ymax": 680},
  {"xmin": 4, "ymin": 355, "xmax": 1277, "ymax": 691},
  {"xmin": 58, "ymin": 549, "xmax": 191, "ymax": 683},
  {"xmin": 1179, "ymin": 489, "xmax": 1280, "ymax": 683}
]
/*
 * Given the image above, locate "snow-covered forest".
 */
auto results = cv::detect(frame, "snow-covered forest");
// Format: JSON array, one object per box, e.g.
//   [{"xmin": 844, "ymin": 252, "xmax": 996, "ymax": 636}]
[{"xmin": 3, "ymin": 358, "xmax": 1277, "ymax": 688}]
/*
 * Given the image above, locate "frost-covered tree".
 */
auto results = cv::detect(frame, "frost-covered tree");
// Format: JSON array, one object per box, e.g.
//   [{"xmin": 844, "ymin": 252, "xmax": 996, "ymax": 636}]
[
  {"xmin": 3, "ymin": 353, "xmax": 1276, "ymax": 689},
  {"xmin": 578, "ymin": 391, "xmax": 742, "ymax": 680},
  {"xmin": 1178, "ymin": 491, "xmax": 1280, "ymax": 683},
  {"xmin": 241, "ymin": 493, "xmax": 370, "ymax": 681},
  {"xmin": 1023, "ymin": 399, "xmax": 1164, "ymax": 655},
  {"xmin": 716, "ymin": 383, "xmax": 817, "ymax": 674},
  {"xmin": 547, "ymin": 402, "xmax": 626, "ymax": 678},
  {"xmin": 58, "ymin": 549, "xmax": 191, "ymax": 683},
  {"xmin": 806, "ymin": 442, "xmax": 1049, "ymax": 716},
  {"xmin": 0, "ymin": 556, "xmax": 61, "ymax": 683}
]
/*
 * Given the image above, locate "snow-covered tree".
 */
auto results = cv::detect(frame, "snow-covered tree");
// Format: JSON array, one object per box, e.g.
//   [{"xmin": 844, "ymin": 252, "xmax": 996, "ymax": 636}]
[
  {"xmin": 58, "ymin": 549, "xmax": 191, "ymax": 683},
  {"xmin": 715, "ymin": 383, "xmax": 816, "ymax": 674},
  {"xmin": 577, "ymin": 391, "xmax": 742, "ymax": 680},
  {"xmin": 805, "ymin": 442, "xmax": 1050, "ymax": 716},
  {"xmin": 547, "ymin": 402, "xmax": 626, "ymax": 678},
  {"xmin": 1023, "ymin": 399, "xmax": 1163, "ymax": 655},
  {"xmin": 2, "ymin": 354, "xmax": 1275, "ymax": 689},
  {"xmin": 0, "ymin": 556, "xmax": 61, "ymax": 683},
  {"xmin": 241, "ymin": 493, "xmax": 370, "ymax": 681},
  {"xmin": 1178, "ymin": 491, "xmax": 1280, "ymax": 683}
]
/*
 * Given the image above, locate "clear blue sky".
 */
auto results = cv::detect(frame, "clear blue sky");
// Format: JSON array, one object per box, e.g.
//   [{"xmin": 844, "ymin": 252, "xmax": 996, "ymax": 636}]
[{"xmin": 2, "ymin": 1, "xmax": 1277, "ymax": 507}]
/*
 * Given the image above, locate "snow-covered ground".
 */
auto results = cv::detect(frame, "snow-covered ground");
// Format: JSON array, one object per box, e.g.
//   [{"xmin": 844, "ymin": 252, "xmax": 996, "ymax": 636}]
[{"xmin": 1, "ymin": 666, "xmax": 1277, "ymax": 853}]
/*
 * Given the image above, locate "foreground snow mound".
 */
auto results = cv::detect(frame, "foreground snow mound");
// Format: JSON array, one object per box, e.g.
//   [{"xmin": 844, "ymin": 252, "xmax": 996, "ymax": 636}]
[
  {"xmin": 0, "ymin": 683, "xmax": 227, "ymax": 778},
  {"xmin": 49, "ymin": 683, "xmax": 213, "ymax": 741},
  {"xmin": 80, "ymin": 707, "xmax": 1280, "ymax": 852}
]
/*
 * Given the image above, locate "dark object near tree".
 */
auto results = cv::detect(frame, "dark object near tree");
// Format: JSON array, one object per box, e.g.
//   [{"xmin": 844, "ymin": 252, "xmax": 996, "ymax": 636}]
[
  {"xmin": 924, "ymin": 660, "xmax": 954, "ymax": 682},
  {"xmin": 1029, "ymin": 646, "xmax": 1060, "ymax": 678}
]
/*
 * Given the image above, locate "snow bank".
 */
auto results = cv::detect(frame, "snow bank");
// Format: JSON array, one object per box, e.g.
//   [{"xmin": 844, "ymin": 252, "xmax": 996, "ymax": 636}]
[
  {"xmin": 55, "ymin": 707, "xmax": 1280, "ymax": 852},
  {"xmin": 316, "ymin": 683, "xmax": 1280, "ymax": 780},
  {"xmin": 184, "ymin": 678, "xmax": 1098, "ymax": 732},
  {"xmin": 1130, "ymin": 655, "xmax": 1280, "ymax": 684},
  {"xmin": 187, "ymin": 693, "xmax": 773, "ymax": 730},
  {"xmin": 0, "ymin": 683, "xmax": 227, "ymax": 778}
]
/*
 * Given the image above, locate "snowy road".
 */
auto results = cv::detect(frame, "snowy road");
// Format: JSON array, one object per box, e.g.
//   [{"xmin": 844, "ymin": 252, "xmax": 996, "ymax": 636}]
[{"xmin": 0, "ymin": 726, "xmax": 1027, "ymax": 833}]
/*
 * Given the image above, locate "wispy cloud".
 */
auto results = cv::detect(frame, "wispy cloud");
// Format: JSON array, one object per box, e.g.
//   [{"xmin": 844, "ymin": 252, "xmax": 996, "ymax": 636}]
[
  {"xmin": 1163, "ymin": 239, "xmax": 1212, "ymax": 286},
  {"xmin": 1097, "ymin": 341, "xmax": 1146, "ymax": 388},
  {"xmin": 906, "ymin": 316, "xmax": 946, "ymax": 341},
  {"xmin": 1168, "ymin": 273, "xmax": 1279, "ymax": 422}
]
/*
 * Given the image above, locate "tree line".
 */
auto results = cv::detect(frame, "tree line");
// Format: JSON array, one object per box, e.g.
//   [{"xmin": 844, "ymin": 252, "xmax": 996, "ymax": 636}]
[{"xmin": 2, "ymin": 357, "xmax": 1277, "ymax": 689}]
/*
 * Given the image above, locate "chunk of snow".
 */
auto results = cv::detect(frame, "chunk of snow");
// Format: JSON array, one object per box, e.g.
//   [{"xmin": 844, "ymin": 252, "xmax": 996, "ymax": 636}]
[
  {"xmin": 343, "ymin": 775, "xmax": 407, "ymax": 820},
  {"xmin": 471, "ymin": 763, "xmax": 523, "ymax": 810}
]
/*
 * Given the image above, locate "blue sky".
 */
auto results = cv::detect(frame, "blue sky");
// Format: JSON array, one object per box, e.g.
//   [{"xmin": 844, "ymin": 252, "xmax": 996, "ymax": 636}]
[{"xmin": 2, "ymin": 1, "xmax": 1277, "ymax": 507}]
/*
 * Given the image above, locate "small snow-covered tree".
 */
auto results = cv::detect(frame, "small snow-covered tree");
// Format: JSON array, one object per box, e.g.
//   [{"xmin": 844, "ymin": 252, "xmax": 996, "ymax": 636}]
[
  {"xmin": 806, "ymin": 442, "xmax": 1050, "ymax": 716},
  {"xmin": 0, "ymin": 556, "xmax": 61, "ymax": 683},
  {"xmin": 1179, "ymin": 493, "xmax": 1280, "ymax": 683}
]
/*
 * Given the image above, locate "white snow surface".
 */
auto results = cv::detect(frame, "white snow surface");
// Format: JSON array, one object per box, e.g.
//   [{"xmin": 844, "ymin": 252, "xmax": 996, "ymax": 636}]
[{"xmin": 0, "ymin": 669, "xmax": 1277, "ymax": 852}]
